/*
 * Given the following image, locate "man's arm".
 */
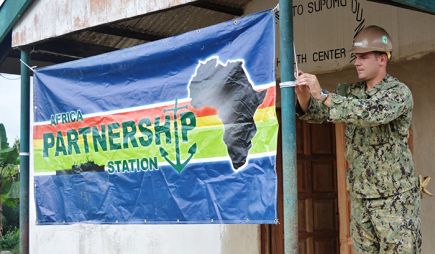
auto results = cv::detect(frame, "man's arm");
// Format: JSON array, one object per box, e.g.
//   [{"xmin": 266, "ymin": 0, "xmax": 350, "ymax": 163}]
[
  {"xmin": 299, "ymin": 72, "xmax": 412, "ymax": 127},
  {"xmin": 325, "ymin": 86, "xmax": 412, "ymax": 127}
]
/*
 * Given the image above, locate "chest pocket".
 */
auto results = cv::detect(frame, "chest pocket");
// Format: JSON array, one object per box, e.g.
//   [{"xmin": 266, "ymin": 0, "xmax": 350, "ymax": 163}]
[
  {"xmin": 366, "ymin": 124, "xmax": 391, "ymax": 145},
  {"xmin": 345, "ymin": 124, "xmax": 391, "ymax": 146}
]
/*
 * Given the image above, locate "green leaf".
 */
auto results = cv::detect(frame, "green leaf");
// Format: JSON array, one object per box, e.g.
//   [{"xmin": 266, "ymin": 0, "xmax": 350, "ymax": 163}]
[
  {"xmin": 7, "ymin": 181, "xmax": 20, "ymax": 199},
  {"xmin": 0, "ymin": 123, "xmax": 9, "ymax": 151},
  {"xmin": 0, "ymin": 180, "xmax": 12, "ymax": 194}
]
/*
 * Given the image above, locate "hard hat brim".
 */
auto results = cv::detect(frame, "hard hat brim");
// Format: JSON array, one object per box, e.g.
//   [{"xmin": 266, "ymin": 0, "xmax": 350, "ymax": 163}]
[{"xmin": 350, "ymin": 47, "xmax": 392, "ymax": 54}]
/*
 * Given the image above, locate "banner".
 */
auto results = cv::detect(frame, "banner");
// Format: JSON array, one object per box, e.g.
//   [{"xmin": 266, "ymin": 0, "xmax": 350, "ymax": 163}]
[{"xmin": 32, "ymin": 10, "xmax": 278, "ymax": 224}]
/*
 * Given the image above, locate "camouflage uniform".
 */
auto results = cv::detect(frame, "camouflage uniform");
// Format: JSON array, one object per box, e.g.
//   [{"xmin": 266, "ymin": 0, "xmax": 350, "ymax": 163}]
[{"xmin": 296, "ymin": 75, "xmax": 421, "ymax": 253}]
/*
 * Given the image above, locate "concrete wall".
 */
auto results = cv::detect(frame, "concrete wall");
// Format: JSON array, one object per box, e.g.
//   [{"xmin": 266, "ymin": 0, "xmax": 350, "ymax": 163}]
[{"xmin": 29, "ymin": 222, "xmax": 259, "ymax": 254}]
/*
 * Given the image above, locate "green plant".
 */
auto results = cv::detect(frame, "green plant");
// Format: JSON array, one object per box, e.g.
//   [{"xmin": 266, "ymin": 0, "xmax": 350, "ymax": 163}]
[
  {"xmin": 2, "ymin": 197, "xmax": 19, "ymax": 233},
  {"xmin": 0, "ymin": 227, "xmax": 18, "ymax": 251},
  {"xmin": 0, "ymin": 124, "xmax": 20, "ymax": 237}
]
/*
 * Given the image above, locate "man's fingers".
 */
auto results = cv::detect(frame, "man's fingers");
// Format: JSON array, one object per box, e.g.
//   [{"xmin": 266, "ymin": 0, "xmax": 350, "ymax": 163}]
[
  {"xmin": 298, "ymin": 77, "xmax": 309, "ymax": 86},
  {"xmin": 297, "ymin": 81, "xmax": 306, "ymax": 86}
]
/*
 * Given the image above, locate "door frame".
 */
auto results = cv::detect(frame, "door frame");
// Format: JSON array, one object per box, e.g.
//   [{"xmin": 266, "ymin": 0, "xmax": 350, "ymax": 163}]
[{"xmin": 335, "ymin": 123, "xmax": 352, "ymax": 254}]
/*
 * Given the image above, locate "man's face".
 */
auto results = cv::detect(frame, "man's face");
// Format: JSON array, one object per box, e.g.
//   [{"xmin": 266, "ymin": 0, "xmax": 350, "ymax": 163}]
[{"xmin": 353, "ymin": 52, "xmax": 384, "ymax": 81}]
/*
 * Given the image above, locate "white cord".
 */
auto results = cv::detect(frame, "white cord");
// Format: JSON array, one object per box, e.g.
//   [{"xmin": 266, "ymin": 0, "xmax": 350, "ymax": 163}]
[{"xmin": 19, "ymin": 58, "xmax": 37, "ymax": 71}]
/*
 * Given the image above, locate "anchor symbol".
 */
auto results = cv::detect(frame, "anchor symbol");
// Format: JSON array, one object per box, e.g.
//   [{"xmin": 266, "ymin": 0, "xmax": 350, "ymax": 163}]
[{"xmin": 159, "ymin": 98, "xmax": 197, "ymax": 173}]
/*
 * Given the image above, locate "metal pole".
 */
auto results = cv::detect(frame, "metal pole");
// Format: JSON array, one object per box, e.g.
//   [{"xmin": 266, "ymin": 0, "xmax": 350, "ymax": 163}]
[
  {"xmin": 278, "ymin": 0, "xmax": 297, "ymax": 253},
  {"xmin": 19, "ymin": 49, "xmax": 30, "ymax": 254}
]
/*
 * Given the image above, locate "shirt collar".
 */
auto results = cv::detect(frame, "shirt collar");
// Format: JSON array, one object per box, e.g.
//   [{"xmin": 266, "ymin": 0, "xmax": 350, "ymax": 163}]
[
  {"xmin": 365, "ymin": 74, "xmax": 397, "ymax": 96},
  {"xmin": 350, "ymin": 81, "xmax": 366, "ymax": 98}
]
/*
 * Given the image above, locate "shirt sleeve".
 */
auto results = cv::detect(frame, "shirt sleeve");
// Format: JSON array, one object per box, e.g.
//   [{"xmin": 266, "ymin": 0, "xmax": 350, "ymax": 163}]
[
  {"xmin": 296, "ymin": 97, "xmax": 329, "ymax": 124},
  {"xmin": 328, "ymin": 84, "xmax": 413, "ymax": 127}
]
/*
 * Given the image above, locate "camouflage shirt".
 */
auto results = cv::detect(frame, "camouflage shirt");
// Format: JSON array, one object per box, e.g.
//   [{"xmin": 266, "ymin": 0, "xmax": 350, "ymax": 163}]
[{"xmin": 297, "ymin": 75, "xmax": 418, "ymax": 198}]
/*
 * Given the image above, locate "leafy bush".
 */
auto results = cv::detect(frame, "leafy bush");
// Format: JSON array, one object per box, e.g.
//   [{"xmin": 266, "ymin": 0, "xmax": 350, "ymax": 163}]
[
  {"xmin": 2, "ymin": 202, "xmax": 19, "ymax": 233},
  {"xmin": 0, "ymin": 227, "xmax": 18, "ymax": 251},
  {"xmin": 0, "ymin": 124, "xmax": 20, "ymax": 238}
]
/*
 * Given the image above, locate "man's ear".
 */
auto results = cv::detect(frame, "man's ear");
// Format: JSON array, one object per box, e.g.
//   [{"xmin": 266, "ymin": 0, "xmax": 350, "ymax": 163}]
[
  {"xmin": 383, "ymin": 54, "xmax": 389, "ymax": 66},
  {"xmin": 378, "ymin": 54, "xmax": 388, "ymax": 67}
]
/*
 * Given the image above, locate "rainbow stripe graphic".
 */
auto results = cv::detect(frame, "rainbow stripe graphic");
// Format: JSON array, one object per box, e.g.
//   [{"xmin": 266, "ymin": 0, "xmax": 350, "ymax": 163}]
[{"xmin": 33, "ymin": 85, "xmax": 277, "ymax": 174}]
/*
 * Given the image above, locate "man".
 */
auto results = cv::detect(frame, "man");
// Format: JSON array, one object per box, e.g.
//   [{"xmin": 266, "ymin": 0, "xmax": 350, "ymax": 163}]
[{"xmin": 295, "ymin": 25, "xmax": 421, "ymax": 253}]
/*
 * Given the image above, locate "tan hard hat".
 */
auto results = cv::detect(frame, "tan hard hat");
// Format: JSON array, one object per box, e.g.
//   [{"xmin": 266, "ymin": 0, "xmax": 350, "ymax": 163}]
[{"xmin": 350, "ymin": 25, "xmax": 392, "ymax": 54}]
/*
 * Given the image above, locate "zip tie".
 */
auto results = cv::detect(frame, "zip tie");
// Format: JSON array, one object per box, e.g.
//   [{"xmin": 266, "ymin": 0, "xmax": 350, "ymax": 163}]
[
  {"xmin": 20, "ymin": 58, "xmax": 37, "ymax": 71},
  {"xmin": 272, "ymin": 4, "xmax": 279, "ymax": 13},
  {"xmin": 280, "ymin": 81, "xmax": 297, "ymax": 88},
  {"xmin": 19, "ymin": 152, "xmax": 30, "ymax": 156},
  {"xmin": 273, "ymin": 4, "xmax": 279, "ymax": 20}
]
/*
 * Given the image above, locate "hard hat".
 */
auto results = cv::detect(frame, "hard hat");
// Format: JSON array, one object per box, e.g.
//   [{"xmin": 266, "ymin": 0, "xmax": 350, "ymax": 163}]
[{"xmin": 350, "ymin": 25, "xmax": 392, "ymax": 56}]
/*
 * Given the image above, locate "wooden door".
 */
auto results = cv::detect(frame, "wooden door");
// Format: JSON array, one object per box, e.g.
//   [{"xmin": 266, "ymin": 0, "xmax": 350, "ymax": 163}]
[
  {"xmin": 297, "ymin": 119, "xmax": 339, "ymax": 254},
  {"xmin": 262, "ymin": 118, "xmax": 339, "ymax": 254}
]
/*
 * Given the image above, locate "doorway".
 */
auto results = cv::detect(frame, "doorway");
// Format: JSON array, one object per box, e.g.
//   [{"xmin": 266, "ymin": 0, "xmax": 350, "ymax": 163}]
[{"xmin": 261, "ymin": 118, "xmax": 340, "ymax": 254}]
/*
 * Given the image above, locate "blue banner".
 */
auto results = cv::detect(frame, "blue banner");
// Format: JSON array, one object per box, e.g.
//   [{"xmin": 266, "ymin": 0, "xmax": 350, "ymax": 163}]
[{"xmin": 32, "ymin": 10, "xmax": 278, "ymax": 224}]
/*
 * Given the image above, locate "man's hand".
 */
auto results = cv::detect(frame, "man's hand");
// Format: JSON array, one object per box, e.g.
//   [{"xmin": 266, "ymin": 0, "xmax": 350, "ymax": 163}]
[
  {"xmin": 297, "ymin": 72, "xmax": 322, "ymax": 100},
  {"xmin": 295, "ymin": 70, "xmax": 311, "ymax": 112}
]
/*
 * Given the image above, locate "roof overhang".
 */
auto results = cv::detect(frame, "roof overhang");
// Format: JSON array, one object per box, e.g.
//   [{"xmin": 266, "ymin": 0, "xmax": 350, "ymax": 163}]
[
  {"xmin": 1, "ymin": 0, "xmax": 435, "ymax": 75},
  {"xmin": 0, "ymin": 0, "xmax": 250, "ymax": 75},
  {"xmin": 0, "ymin": 0, "xmax": 32, "ymax": 64},
  {"xmin": 0, "ymin": 0, "xmax": 32, "ymax": 42},
  {"xmin": 368, "ymin": 0, "xmax": 435, "ymax": 14}
]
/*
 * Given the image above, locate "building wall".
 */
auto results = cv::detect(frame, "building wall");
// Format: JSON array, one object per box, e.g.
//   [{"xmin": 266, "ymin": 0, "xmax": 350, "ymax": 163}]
[
  {"xmin": 245, "ymin": 0, "xmax": 435, "ymax": 253},
  {"xmin": 29, "ymin": 222, "xmax": 259, "ymax": 254},
  {"xmin": 246, "ymin": 0, "xmax": 435, "ymax": 75}
]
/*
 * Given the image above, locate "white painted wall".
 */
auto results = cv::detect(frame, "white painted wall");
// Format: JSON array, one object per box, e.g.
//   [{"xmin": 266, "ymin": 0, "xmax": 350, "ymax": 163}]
[{"xmin": 245, "ymin": 0, "xmax": 435, "ymax": 75}]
